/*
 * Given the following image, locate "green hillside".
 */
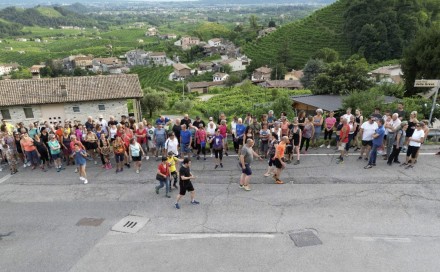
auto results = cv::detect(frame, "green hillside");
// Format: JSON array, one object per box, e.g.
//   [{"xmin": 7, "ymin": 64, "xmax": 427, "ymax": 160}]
[
  {"xmin": 244, "ymin": 0, "xmax": 350, "ymax": 69},
  {"xmin": 131, "ymin": 66, "xmax": 177, "ymax": 92},
  {"xmin": 35, "ymin": 7, "xmax": 63, "ymax": 18}
]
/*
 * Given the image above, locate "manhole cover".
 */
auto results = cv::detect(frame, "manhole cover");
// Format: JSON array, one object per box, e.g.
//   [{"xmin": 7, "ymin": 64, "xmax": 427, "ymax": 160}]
[
  {"xmin": 111, "ymin": 215, "xmax": 149, "ymax": 233},
  {"xmin": 76, "ymin": 218, "xmax": 105, "ymax": 227},
  {"xmin": 289, "ymin": 230, "xmax": 322, "ymax": 247}
]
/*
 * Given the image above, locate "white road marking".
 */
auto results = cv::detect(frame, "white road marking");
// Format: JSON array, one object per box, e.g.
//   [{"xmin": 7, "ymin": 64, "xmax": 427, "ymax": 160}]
[
  {"xmin": 158, "ymin": 233, "xmax": 276, "ymax": 240},
  {"xmin": 225, "ymin": 153, "xmax": 436, "ymax": 157},
  {"xmin": 353, "ymin": 236, "xmax": 412, "ymax": 243},
  {"xmin": 0, "ymin": 174, "xmax": 12, "ymax": 184}
]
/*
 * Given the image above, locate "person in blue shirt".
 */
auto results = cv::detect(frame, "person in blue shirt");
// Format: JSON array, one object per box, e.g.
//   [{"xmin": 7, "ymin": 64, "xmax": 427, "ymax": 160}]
[
  {"xmin": 180, "ymin": 124, "xmax": 192, "ymax": 158},
  {"xmin": 235, "ymin": 118, "xmax": 246, "ymax": 154},
  {"xmin": 155, "ymin": 116, "xmax": 170, "ymax": 126},
  {"xmin": 365, "ymin": 118, "xmax": 385, "ymax": 169}
]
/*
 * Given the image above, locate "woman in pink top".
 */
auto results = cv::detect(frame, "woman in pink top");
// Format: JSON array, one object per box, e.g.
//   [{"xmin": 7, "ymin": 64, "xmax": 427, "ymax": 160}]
[
  {"xmin": 195, "ymin": 124, "xmax": 207, "ymax": 160},
  {"xmin": 323, "ymin": 111, "xmax": 337, "ymax": 148}
]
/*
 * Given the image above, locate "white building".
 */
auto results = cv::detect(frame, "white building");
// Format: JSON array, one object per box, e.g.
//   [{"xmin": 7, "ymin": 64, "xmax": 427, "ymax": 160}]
[
  {"xmin": 0, "ymin": 74, "xmax": 143, "ymax": 124},
  {"xmin": 0, "ymin": 63, "xmax": 19, "ymax": 76},
  {"xmin": 208, "ymin": 38, "xmax": 222, "ymax": 47},
  {"xmin": 221, "ymin": 58, "xmax": 247, "ymax": 72},
  {"xmin": 213, "ymin": 73, "xmax": 229, "ymax": 82}
]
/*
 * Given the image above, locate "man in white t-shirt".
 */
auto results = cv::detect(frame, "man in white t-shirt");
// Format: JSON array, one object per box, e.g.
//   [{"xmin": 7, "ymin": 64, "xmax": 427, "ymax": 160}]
[
  {"xmin": 403, "ymin": 121, "xmax": 425, "ymax": 169},
  {"xmin": 358, "ymin": 115, "xmax": 378, "ymax": 160}
]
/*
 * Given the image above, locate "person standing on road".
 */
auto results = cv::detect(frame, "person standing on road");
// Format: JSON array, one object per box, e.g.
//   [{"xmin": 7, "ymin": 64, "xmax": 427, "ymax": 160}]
[
  {"xmin": 239, "ymin": 139, "xmax": 263, "ymax": 191},
  {"xmin": 323, "ymin": 111, "xmax": 336, "ymax": 149},
  {"xmin": 365, "ymin": 118, "xmax": 385, "ymax": 169},
  {"xmin": 209, "ymin": 128, "xmax": 224, "ymax": 169},
  {"xmin": 313, "ymin": 109, "xmax": 324, "ymax": 148},
  {"xmin": 48, "ymin": 134, "xmax": 63, "ymax": 172},
  {"xmin": 175, "ymin": 158, "xmax": 200, "ymax": 209},
  {"xmin": 73, "ymin": 143, "xmax": 88, "ymax": 184},
  {"xmin": 387, "ymin": 121, "xmax": 408, "ymax": 165},
  {"xmin": 358, "ymin": 116, "xmax": 378, "ymax": 161},
  {"xmin": 300, "ymin": 116, "xmax": 314, "ymax": 154},
  {"xmin": 218, "ymin": 120, "xmax": 229, "ymax": 156},
  {"xmin": 401, "ymin": 121, "xmax": 425, "ymax": 169},
  {"xmin": 129, "ymin": 138, "xmax": 144, "ymax": 174},
  {"xmin": 336, "ymin": 118, "xmax": 350, "ymax": 164},
  {"xmin": 288, "ymin": 118, "xmax": 302, "ymax": 165},
  {"xmin": 179, "ymin": 124, "xmax": 192, "ymax": 159},
  {"xmin": 167, "ymin": 151, "xmax": 182, "ymax": 190},
  {"xmin": 272, "ymin": 136, "xmax": 289, "ymax": 184},
  {"xmin": 384, "ymin": 113, "xmax": 401, "ymax": 160},
  {"xmin": 195, "ymin": 124, "xmax": 207, "ymax": 160}
]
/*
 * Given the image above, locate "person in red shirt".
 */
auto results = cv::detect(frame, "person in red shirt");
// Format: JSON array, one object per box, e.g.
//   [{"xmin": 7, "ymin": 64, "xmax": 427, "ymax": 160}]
[
  {"xmin": 336, "ymin": 119, "xmax": 350, "ymax": 164},
  {"xmin": 218, "ymin": 120, "xmax": 228, "ymax": 156},
  {"xmin": 155, "ymin": 157, "xmax": 170, "ymax": 198},
  {"xmin": 195, "ymin": 124, "xmax": 207, "ymax": 160}
]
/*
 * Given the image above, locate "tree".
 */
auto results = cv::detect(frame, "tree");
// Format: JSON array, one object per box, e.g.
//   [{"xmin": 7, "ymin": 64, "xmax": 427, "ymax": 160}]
[
  {"xmin": 225, "ymin": 74, "xmax": 241, "ymax": 87},
  {"xmin": 174, "ymin": 99, "xmax": 194, "ymax": 113},
  {"xmin": 10, "ymin": 68, "xmax": 32, "ymax": 79},
  {"xmin": 222, "ymin": 64, "xmax": 232, "ymax": 74},
  {"xmin": 141, "ymin": 87, "xmax": 168, "ymax": 118},
  {"xmin": 312, "ymin": 47, "xmax": 339, "ymax": 63},
  {"xmin": 270, "ymin": 63, "xmax": 287, "ymax": 80},
  {"xmin": 249, "ymin": 15, "xmax": 259, "ymax": 30},
  {"xmin": 268, "ymin": 20, "xmax": 276, "ymax": 28},
  {"xmin": 272, "ymin": 93, "xmax": 294, "ymax": 119},
  {"xmin": 401, "ymin": 26, "xmax": 440, "ymax": 96},
  {"xmin": 342, "ymin": 88, "xmax": 387, "ymax": 117},
  {"xmin": 313, "ymin": 56, "xmax": 372, "ymax": 95},
  {"xmin": 301, "ymin": 59, "xmax": 325, "ymax": 89}
]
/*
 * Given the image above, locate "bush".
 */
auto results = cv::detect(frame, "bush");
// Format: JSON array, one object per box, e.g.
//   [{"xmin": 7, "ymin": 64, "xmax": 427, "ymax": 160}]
[{"xmin": 174, "ymin": 99, "xmax": 194, "ymax": 113}]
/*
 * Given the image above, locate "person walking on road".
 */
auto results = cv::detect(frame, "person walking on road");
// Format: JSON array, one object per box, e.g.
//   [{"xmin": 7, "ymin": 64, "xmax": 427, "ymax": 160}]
[
  {"xmin": 239, "ymin": 139, "xmax": 263, "ymax": 191},
  {"xmin": 175, "ymin": 158, "xmax": 200, "ymax": 209},
  {"xmin": 72, "ymin": 143, "xmax": 88, "ymax": 184},
  {"xmin": 156, "ymin": 157, "xmax": 171, "ymax": 198}
]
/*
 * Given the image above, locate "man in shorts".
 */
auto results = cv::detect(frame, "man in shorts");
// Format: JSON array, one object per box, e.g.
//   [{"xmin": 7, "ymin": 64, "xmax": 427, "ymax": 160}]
[
  {"xmin": 272, "ymin": 136, "xmax": 289, "ymax": 184},
  {"xmin": 154, "ymin": 124, "xmax": 167, "ymax": 160},
  {"xmin": 180, "ymin": 124, "xmax": 192, "ymax": 158},
  {"xmin": 358, "ymin": 115, "xmax": 378, "ymax": 161},
  {"xmin": 239, "ymin": 139, "xmax": 262, "ymax": 191},
  {"xmin": 365, "ymin": 118, "xmax": 385, "ymax": 169},
  {"xmin": 175, "ymin": 158, "xmax": 199, "ymax": 209}
]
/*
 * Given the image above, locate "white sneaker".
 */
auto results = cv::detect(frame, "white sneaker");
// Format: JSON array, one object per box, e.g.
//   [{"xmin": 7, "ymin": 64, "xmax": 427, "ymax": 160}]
[
  {"xmin": 94, "ymin": 161, "xmax": 97, "ymax": 165},
  {"xmin": 23, "ymin": 164, "xmax": 27, "ymax": 168},
  {"xmin": 27, "ymin": 162, "xmax": 31, "ymax": 166},
  {"xmin": 74, "ymin": 168, "xmax": 78, "ymax": 173},
  {"xmin": 83, "ymin": 179, "xmax": 88, "ymax": 184},
  {"xmin": 320, "ymin": 144, "xmax": 325, "ymax": 148},
  {"xmin": 80, "ymin": 176, "xmax": 85, "ymax": 180},
  {"xmin": 327, "ymin": 145, "xmax": 331, "ymax": 149},
  {"xmin": 136, "ymin": 170, "xmax": 139, "ymax": 174},
  {"xmin": 146, "ymin": 156, "xmax": 149, "ymax": 160}
]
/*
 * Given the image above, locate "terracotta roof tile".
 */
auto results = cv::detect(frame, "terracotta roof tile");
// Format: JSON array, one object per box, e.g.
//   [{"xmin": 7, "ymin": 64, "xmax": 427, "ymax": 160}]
[{"xmin": 0, "ymin": 74, "xmax": 143, "ymax": 107}]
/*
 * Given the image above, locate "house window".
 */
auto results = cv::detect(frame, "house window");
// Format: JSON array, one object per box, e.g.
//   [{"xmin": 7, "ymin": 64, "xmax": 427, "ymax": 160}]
[
  {"xmin": 23, "ymin": 107, "xmax": 34, "ymax": 119},
  {"xmin": 98, "ymin": 104, "xmax": 105, "ymax": 111},
  {"xmin": 73, "ymin": 106, "xmax": 80, "ymax": 113},
  {"xmin": 1, "ymin": 109, "xmax": 11, "ymax": 120}
]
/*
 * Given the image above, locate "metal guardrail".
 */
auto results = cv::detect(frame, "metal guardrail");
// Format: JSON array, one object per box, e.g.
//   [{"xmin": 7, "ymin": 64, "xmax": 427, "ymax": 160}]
[{"xmin": 428, "ymin": 128, "xmax": 440, "ymax": 142}]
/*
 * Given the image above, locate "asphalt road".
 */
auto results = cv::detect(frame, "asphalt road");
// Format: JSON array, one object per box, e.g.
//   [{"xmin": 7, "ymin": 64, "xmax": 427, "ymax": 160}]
[{"xmin": 1, "ymin": 146, "xmax": 440, "ymax": 272}]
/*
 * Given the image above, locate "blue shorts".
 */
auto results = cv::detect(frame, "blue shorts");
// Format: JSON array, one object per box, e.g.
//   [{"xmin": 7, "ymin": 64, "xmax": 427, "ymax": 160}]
[
  {"xmin": 156, "ymin": 140, "xmax": 165, "ymax": 149},
  {"xmin": 181, "ymin": 143, "xmax": 191, "ymax": 153},
  {"xmin": 51, "ymin": 153, "xmax": 61, "ymax": 160},
  {"xmin": 115, "ymin": 153, "xmax": 125, "ymax": 163},
  {"xmin": 241, "ymin": 163, "xmax": 252, "ymax": 176}
]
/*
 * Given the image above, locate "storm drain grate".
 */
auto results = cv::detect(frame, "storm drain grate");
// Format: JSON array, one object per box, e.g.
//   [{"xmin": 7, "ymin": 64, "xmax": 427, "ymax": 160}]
[
  {"xmin": 111, "ymin": 215, "xmax": 149, "ymax": 234},
  {"xmin": 289, "ymin": 230, "xmax": 322, "ymax": 247},
  {"xmin": 76, "ymin": 218, "xmax": 105, "ymax": 227}
]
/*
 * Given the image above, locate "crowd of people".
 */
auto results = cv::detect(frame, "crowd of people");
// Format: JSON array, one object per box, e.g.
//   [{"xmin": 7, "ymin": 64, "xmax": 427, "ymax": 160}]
[{"xmin": 0, "ymin": 101, "xmax": 437, "ymax": 208}]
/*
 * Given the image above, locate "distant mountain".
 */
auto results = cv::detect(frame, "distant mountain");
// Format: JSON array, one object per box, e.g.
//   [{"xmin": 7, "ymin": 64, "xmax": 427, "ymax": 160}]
[
  {"xmin": 0, "ymin": 6, "xmax": 98, "ymax": 29},
  {"xmin": 201, "ymin": 0, "xmax": 336, "ymax": 4},
  {"xmin": 244, "ymin": 0, "xmax": 440, "ymax": 68}
]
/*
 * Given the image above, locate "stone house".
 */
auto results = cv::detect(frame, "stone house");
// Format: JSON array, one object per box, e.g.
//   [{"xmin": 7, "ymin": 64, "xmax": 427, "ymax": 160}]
[
  {"xmin": 30, "ymin": 65, "xmax": 46, "ymax": 79},
  {"xmin": 252, "ymin": 66, "xmax": 272, "ymax": 81},
  {"xmin": 92, "ymin": 57, "xmax": 123, "ymax": 73},
  {"xmin": 198, "ymin": 62, "xmax": 214, "ymax": 72},
  {"xmin": 258, "ymin": 27, "xmax": 277, "ymax": 38},
  {"xmin": 181, "ymin": 36, "xmax": 200, "ymax": 50},
  {"xmin": 259, "ymin": 80, "xmax": 303, "ymax": 90},
  {"xmin": 125, "ymin": 50, "xmax": 149, "ymax": 66},
  {"xmin": 0, "ymin": 74, "xmax": 143, "ymax": 125},
  {"xmin": 149, "ymin": 52, "xmax": 167, "ymax": 66},
  {"xmin": 173, "ymin": 63, "xmax": 191, "ymax": 80},
  {"xmin": 73, "ymin": 56, "xmax": 93, "ymax": 70}
]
